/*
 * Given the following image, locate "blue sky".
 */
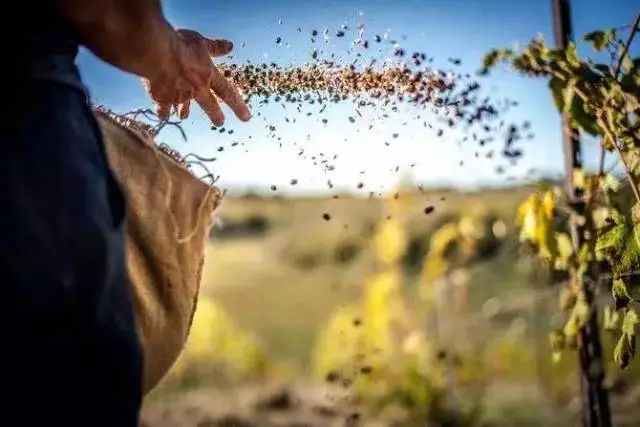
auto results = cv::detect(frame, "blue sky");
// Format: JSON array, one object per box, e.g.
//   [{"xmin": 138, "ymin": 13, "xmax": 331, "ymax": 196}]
[{"xmin": 78, "ymin": 0, "xmax": 640, "ymax": 194}]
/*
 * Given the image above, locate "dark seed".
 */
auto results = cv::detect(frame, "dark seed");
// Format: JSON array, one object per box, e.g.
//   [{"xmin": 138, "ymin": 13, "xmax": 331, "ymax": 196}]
[
  {"xmin": 359, "ymin": 366, "xmax": 373, "ymax": 375},
  {"xmin": 325, "ymin": 371, "xmax": 340, "ymax": 383}
]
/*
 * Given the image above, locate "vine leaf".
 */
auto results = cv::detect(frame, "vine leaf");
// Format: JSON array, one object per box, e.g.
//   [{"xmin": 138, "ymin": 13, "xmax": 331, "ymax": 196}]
[
  {"xmin": 600, "ymin": 174, "xmax": 621, "ymax": 193},
  {"xmin": 613, "ymin": 279, "xmax": 631, "ymax": 310},
  {"xmin": 564, "ymin": 298, "xmax": 589, "ymax": 342},
  {"xmin": 569, "ymin": 97, "xmax": 599, "ymax": 136},
  {"xmin": 554, "ymin": 232, "xmax": 573, "ymax": 271},
  {"xmin": 549, "ymin": 77, "xmax": 566, "ymax": 111},
  {"xmin": 479, "ymin": 48, "xmax": 513, "ymax": 75},
  {"xmin": 517, "ymin": 190, "xmax": 558, "ymax": 261},
  {"xmin": 563, "ymin": 78, "xmax": 576, "ymax": 113},
  {"xmin": 614, "ymin": 309, "xmax": 638, "ymax": 369},
  {"xmin": 583, "ymin": 29, "xmax": 616, "ymax": 51},
  {"xmin": 603, "ymin": 306, "xmax": 620, "ymax": 331},
  {"xmin": 595, "ymin": 208, "xmax": 640, "ymax": 277}
]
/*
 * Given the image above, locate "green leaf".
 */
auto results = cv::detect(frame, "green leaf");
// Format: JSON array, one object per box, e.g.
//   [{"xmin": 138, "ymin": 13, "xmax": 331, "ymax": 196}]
[
  {"xmin": 595, "ymin": 208, "xmax": 640, "ymax": 276},
  {"xmin": 613, "ymin": 279, "xmax": 631, "ymax": 310},
  {"xmin": 564, "ymin": 298, "xmax": 589, "ymax": 340},
  {"xmin": 621, "ymin": 58, "xmax": 640, "ymax": 92},
  {"xmin": 549, "ymin": 77, "xmax": 566, "ymax": 111},
  {"xmin": 624, "ymin": 92, "xmax": 640, "ymax": 112},
  {"xmin": 517, "ymin": 190, "xmax": 558, "ymax": 261},
  {"xmin": 577, "ymin": 243, "xmax": 592, "ymax": 277},
  {"xmin": 603, "ymin": 306, "xmax": 620, "ymax": 331},
  {"xmin": 625, "ymin": 150, "xmax": 640, "ymax": 175},
  {"xmin": 563, "ymin": 78, "xmax": 576, "ymax": 113},
  {"xmin": 554, "ymin": 232, "xmax": 573, "ymax": 271},
  {"xmin": 583, "ymin": 29, "xmax": 615, "ymax": 51},
  {"xmin": 566, "ymin": 42, "xmax": 581, "ymax": 68},
  {"xmin": 592, "ymin": 206, "xmax": 617, "ymax": 231},
  {"xmin": 614, "ymin": 309, "xmax": 638, "ymax": 369},
  {"xmin": 569, "ymin": 97, "xmax": 600, "ymax": 136},
  {"xmin": 622, "ymin": 309, "xmax": 639, "ymax": 336},
  {"xmin": 600, "ymin": 174, "xmax": 621, "ymax": 193},
  {"xmin": 480, "ymin": 49, "xmax": 513, "ymax": 75},
  {"xmin": 614, "ymin": 332, "xmax": 634, "ymax": 369}
]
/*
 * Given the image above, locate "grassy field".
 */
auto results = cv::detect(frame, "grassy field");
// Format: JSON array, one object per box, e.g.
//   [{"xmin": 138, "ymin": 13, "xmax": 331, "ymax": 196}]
[
  {"xmin": 198, "ymin": 188, "xmax": 525, "ymax": 367},
  {"xmin": 143, "ymin": 187, "xmax": 640, "ymax": 426}
]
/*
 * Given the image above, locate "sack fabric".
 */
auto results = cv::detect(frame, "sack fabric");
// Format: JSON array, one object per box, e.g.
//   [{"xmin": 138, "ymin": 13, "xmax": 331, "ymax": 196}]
[{"xmin": 97, "ymin": 111, "xmax": 221, "ymax": 394}]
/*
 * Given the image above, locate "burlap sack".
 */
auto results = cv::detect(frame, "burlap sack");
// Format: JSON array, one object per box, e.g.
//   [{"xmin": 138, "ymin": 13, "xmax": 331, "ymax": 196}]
[{"xmin": 96, "ymin": 111, "xmax": 221, "ymax": 394}]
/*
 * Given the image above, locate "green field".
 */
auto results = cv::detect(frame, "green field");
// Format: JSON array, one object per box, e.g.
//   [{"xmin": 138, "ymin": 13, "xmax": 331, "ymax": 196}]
[{"xmin": 143, "ymin": 187, "xmax": 640, "ymax": 427}]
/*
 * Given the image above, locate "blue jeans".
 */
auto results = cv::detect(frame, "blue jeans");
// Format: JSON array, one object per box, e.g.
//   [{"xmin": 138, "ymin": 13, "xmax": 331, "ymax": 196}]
[{"xmin": 0, "ymin": 63, "xmax": 142, "ymax": 425}]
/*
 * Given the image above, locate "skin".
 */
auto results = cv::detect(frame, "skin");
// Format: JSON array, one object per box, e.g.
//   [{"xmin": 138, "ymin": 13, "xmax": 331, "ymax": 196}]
[{"xmin": 58, "ymin": 0, "xmax": 251, "ymax": 126}]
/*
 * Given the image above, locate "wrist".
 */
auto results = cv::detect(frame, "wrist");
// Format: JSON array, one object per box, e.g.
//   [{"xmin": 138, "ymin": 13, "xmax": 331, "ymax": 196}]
[{"xmin": 133, "ymin": 19, "xmax": 182, "ymax": 81}]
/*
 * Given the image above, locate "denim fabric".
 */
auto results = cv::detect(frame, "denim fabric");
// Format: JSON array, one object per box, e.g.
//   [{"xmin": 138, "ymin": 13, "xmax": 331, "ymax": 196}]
[{"xmin": 0, "ymin": 72, "xmax": 143, "ymax": 425}]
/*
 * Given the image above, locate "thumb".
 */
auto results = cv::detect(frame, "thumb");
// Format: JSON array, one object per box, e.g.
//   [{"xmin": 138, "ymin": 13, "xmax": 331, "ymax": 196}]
[{"xmin": 205, "ymin": 39, "xmax": 233, "ymax": 57}]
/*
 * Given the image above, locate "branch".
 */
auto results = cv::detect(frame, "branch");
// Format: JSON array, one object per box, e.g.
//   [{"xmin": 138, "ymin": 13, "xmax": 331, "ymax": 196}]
[
  {"xmin": 598, "ymin": 148, "xmax": 607, "ymax": 177},
  {"xmin": 598, "ymin": 115, "xmax": 640, "ymax": 205},
  {"xmin": 614, "ymin": 14, "xmax": 640, "ymax": 79}
]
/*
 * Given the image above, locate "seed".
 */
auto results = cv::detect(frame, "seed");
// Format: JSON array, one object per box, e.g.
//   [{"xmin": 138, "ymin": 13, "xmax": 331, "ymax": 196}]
[
  {"xmin": 325, "ymin": 371, "xmax": 340, "ymax": 383},
  {"xmin": 359, "ymin": 366, "xmax": 373, "ymax": 375}
]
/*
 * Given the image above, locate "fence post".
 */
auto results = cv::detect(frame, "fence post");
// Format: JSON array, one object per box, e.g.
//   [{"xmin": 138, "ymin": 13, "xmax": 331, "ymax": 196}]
[{"xmin": 550, "ymin": 1, "xmax": 611, "ymax": 426}]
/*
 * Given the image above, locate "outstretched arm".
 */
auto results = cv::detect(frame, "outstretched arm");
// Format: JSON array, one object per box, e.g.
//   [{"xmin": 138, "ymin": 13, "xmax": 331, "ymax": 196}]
[
  {"xmin": 59, "ymin": 0, "xmax": 176, "ymax": 80},
  {"xmin": 58, "ymin": 0, "xmax": 250, "ymax": 125}
]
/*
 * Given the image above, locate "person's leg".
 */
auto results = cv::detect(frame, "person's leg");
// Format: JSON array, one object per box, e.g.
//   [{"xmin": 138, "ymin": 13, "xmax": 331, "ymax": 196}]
[{"xmin": 0, "ymin": 81, "xmax": 142, "ymax": 426}]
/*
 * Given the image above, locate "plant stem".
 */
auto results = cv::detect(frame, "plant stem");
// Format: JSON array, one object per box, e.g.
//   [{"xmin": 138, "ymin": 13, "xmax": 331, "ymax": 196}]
[
  {"xmin": 598, "ymin": 116, "xmax": 640, "ymax": 205},
  {"xmin": 614, "ymin": 14, "xmax": 640, "ymax": 79}
]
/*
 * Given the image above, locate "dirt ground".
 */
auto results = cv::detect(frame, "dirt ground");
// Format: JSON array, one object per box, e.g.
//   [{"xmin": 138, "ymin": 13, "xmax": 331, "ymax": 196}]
[{"xmin": 142, "ymin": 383, "xmax": 380, "ymax": 427}]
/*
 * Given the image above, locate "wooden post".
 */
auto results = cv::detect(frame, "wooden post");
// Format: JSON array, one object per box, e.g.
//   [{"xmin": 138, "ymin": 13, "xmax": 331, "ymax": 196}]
[{"xmin": 551, "ymin": 1, "xmax": 611, "ymax": 426}]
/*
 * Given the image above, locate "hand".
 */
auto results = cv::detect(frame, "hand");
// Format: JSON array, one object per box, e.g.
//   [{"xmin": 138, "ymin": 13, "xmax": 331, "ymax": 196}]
[{"xmin": 142, "ymin": 29, "xmax": 250, "ymax": 126}]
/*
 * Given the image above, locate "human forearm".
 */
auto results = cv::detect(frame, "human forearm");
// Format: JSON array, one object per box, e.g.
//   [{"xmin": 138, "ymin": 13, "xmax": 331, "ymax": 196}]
[{"xmin": 58, "ymin": 0, "xmax": 179, "ymax": 79}]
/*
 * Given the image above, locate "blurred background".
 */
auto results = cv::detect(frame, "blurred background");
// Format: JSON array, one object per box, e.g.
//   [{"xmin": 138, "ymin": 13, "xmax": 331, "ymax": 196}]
[
  {"xmin": 140, "ymin": 189, "xmax": 640, "ymax": 426},
  {"xmin": 80, "ymin": 1, "xmax": 640, "ymax": 426}
]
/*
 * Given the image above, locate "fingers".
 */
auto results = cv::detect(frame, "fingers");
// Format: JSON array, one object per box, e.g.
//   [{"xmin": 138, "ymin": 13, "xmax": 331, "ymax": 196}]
[
  {"xmin": 177, "ymin": 100, "xmax": 191, "ymax": 120},
  {"xmin": 156, "ymin": 103, "xmax": 171, "ymax": 120},
  {"xmin": 194, "ymin": 87, "xmax": 225, "ymax": 127},
  {"xmin": 210, "ymin": 66, "xmax": 251, "ymax": 121},
  {"xmin": 206, "ymin": 39, "xmax": 234, "ymax": 57},
  {"xmin": 176, "ymin": 29, "xmax": 233, "ymax": 57}
]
